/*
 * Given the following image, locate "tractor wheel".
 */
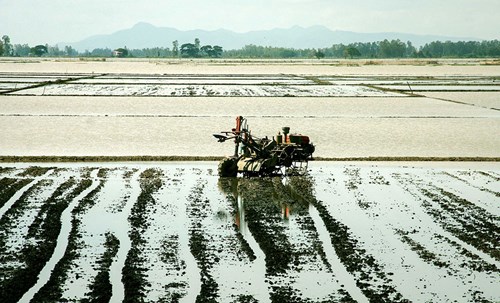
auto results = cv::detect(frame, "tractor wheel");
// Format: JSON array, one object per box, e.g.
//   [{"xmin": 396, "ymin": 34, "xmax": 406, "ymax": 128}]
[
  {"xmin": 279, "ymin": 146, "xmax": 294, "ymax": 167},
  {"xmin": 218, "ymin": 157, "xmax": 238, "ymax": 177}
]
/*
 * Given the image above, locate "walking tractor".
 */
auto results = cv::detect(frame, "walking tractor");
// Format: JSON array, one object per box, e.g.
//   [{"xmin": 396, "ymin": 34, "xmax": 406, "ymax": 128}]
[{"xmin": 213, "ymin": 116, "xmax": 315, "ymax": 177}]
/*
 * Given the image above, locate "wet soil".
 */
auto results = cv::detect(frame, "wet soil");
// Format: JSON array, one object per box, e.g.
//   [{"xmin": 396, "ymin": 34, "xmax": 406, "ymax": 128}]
[{"xmin": 0, "ymin": 162, "xmax": 498, "ymax": 303}]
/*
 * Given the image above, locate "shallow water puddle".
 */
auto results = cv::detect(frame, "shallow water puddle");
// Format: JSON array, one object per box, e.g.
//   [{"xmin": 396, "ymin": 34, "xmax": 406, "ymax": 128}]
[
  {"xmin": 0, "ymin": 168, "xmax": 54, "ymax": 219},
  {"xmin": 19, "ymin": 169, "xmax": 100, "ymax": 303},
  {"xmin": 308, "ymin": 204, "xmax": 369, "ymax": 303},
  {"xmin": 0, "ymin": 162, "xmax": 498, "ymax": 302}
]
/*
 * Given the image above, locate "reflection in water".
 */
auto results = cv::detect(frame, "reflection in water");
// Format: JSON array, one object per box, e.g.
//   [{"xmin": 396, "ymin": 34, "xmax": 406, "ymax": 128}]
[
  {"xmin": 217, "ymin": 175, "xmax": 370, "ymax": 303},
  {"xmin": 217, "ymin": 176, "xmax": 312, "ymax": 233}
]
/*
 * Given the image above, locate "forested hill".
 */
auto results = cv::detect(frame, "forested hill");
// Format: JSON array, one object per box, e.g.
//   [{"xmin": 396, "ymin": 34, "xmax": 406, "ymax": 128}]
[{"xmin": 63, "ymin": 22, "xmax": 476, "ymax": 51}]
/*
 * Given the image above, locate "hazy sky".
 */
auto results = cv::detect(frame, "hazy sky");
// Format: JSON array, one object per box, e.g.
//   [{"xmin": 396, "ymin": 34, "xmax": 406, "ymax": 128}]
[{"xmin": 1, "ymin": 0, "xmax": 499, "ymax": 45}]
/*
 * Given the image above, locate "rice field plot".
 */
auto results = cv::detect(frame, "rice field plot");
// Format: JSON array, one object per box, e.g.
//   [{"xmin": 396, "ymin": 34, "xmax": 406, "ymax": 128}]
[
  {"xmin": 14, "ymin": 84, "xmax": 396, "ymax": 97},
  {"xmin": 72, "ymin": 74, "xmax": 314, "ymax": 85},
  {"xmin": 0, "ymin": 162, "xmax": 498, "ymax": 303},
  {"xmin": 5, "ymin": 73, "xmax": 403, "ymax": 97},
  {"xmin": 420, "ymin": 92, "xmax": 500, "ymax": 110},
  {"xmin": 0, "ymin": 72, "xmax": 94, "ymax": 82},
  {"xmin": 0, "ymin": 72, "xmax": 99, "ymax": 94},
  {"xmin": 319, "ymin": 76, "xmax": 499, "ymax": 86},
  {"xmin": 356, "ymin": 76, "xmax": 500, "ymax": 94},
  {"xmin": 317, "ymin": 75, "xmax": 500, "ymax": 95},
  {"xmin": 5, "ymin": 72, "xmax": 499, "ymax": 97},
  {"xmin": 0, "ymin": 83, "xmax": 33, "ymax": 93},
  {"xmin": 376, "ymin": 85, "xmax": 500, "ymax": 92}
]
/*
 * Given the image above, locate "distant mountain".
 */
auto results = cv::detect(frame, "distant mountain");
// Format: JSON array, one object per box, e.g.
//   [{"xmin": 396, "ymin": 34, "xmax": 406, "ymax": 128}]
[{"xmin": 63, "ymin": 22, "xmax": 479, "ymax": 51}]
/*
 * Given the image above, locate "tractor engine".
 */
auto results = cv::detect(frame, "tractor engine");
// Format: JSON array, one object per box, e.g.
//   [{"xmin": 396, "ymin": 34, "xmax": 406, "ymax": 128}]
[{"xmin": 214, "ymin": 116, "xmax": 315, "ymax": 177}]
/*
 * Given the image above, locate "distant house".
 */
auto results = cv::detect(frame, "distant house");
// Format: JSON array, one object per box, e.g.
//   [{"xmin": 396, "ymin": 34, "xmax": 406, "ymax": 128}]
[
  {"xmin": 112, "ymin": 48, "xmax": 128, "ymax": 57},
  {"xmin": 112, "ymin": 50, "xmax": 122, "ymax": 57}
]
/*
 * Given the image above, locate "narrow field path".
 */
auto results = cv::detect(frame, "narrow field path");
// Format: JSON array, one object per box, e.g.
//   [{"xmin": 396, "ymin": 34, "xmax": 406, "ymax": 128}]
[
  {"xmin": 0, "ymin": 169, "xmax": 54, "ymax": 219},
  {"xmin": 18, "ymin": 169, "xmax": 100, "ymax": 303},
  {"xmin": 108, "ymin": 169, "xmax": 143, "ymax": 303},
  {"xmin": 309, "ymin": 204, "xmax": 369, "ymax": 303}
]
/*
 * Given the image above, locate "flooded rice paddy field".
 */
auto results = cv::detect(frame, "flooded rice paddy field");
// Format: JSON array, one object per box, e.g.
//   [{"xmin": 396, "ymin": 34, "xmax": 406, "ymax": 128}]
[
  {"xmin": 0, "ymin": 162, "xmax": 498, "ymax": 303},
  {"xmin": 0, "ymin": 59, "xmax": 499, "ymax": 303},
  {"xmin": 0, "ymin": 58, "xmax": 499, "ymax": 159},
  {"xmin": 1, "ymin": 57, "xmax": 500, "ymax": 76},
  {"xmin": 1, "ymin": 115, "xmax": 499, "ymax": 158}
]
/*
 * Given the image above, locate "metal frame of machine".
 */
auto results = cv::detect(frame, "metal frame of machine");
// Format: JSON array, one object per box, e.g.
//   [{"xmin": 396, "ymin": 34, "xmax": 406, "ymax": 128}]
[{"xmin": 214, "ymin": 116, "xmax": 315, "ymax": 177}]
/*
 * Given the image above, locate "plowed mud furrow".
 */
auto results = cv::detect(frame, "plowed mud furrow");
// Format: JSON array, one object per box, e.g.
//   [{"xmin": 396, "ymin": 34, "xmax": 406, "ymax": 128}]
[
  {"xmin": 317, "ymin": 166, "xmax": 497, "ymax": 302},
  {"xmin": 85, "ymin": 232, "xmax": 120, "ymax": 301},
  {"xmin": 430, "ymin": 170, "xmax": 500, "ymax": 213},
  {"xmin": 140, "ymin": 168, "xmax": 200, "ymax": 303},
  {"xmin": 308, "ymin": 205, "xmax": 368, "ymax": 303},
  {"xmin": 236, "ymin": 177, "xmax": 354, "ymax": 302},
  {"xmin": 0, "ymin": 166, "xmax": 56, "ymax": 218},
  {"xmin": 0, "ymin": 170, "xmax": 79, "ymax": 263},
  {"xmin": 23, "ymin": 169, "xmax": 100, "ymax": 303},
  {"xmin": 0, "ymin": 167, "xmax": 16, "ymax": 176},
  {"xmin": 274, "ymin": 177, "xmax": 358, "ymax": 302},
  {"xmin": 420, "ymin": 187, "xmax": 500, "ymax": 260},
  {"xmin": 291, "ymin": 174, "xmax": 408, "ymax": 303},
  {"xmin": 447, "ymin": 170, "xmax": 500, "ymax": 196},
  {"xmin": 0, "ymin": 178, "xmax": 33, "ymax": 209},
  {"xmin": 390, "ymin": 170, "xmax": 500, "ymax": 301},
  {"xmin": 218, "ymin": 178, "xmax": 258, "ymax": 262},
  {"xmin": 396, "ymin": 172, "xmax": 500, "ymax": 261},
  {"xmin": 28, "ymin": 169, "xmax": 106, "ymax": 302},
  {"xmin": 16, "ymin": 166, "xmax": 54, "ymax": 178},
  {"xmin": 137, "ymin": 167, "xmax": 200, "ymax": 303},
  {"xmin": 0, "ymin": 168, "xmax": 91, "ymax": 302},
  {"xmin": 217, "ymin": 177, "xmax": 270, "ymax": 303},
  {"xmin": 0, "ymin": 163, "xmax": 498, "ymax": 302},
  {"xmin": 122, "ymin": 168, "xmax": 164, "ymax": 303},
  {"xmin": 107, "ymin": 169, "xmax": 142, "ymax": 303},
  {"xmin": 237, "ymin": 178, "xmax": 293, "ymax": 275},
  {"xmin": 0, "ymin": 169, "xmax": 93, "ymax": 303},
  {"xmin": 0, "ymin": 178, "xmax": 55, "ymax": 299},
  {"xmin": 187, "ymin": 178, "xmax": 221, "ymax": 302}
]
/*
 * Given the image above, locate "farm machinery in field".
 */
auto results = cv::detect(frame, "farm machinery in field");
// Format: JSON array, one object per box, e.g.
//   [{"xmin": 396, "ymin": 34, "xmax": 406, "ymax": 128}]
[{"xmin": 213, "ymin": 116, "xmax": 315, "ymax": 177}]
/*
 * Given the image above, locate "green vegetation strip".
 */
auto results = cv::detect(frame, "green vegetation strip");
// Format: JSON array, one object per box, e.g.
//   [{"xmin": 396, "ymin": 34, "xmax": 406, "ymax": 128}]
[{"xmin": 1, "ymin": 156, "xmax": 499, "ymax": 163}]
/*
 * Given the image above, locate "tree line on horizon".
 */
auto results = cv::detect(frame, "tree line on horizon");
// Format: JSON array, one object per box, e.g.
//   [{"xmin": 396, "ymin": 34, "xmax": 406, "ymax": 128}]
[
  {"xmin": 224, "ymin": 40, "xmax": 500, "ymax": 59},
  {"xmin": 1, "ymin": 34, "xmax": 499, "ymax": 59}
]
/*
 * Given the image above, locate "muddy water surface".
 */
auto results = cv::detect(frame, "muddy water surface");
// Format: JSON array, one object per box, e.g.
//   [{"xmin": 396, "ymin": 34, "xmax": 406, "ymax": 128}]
[
  {"xmin": 0, "ymin": 162, "xmax": 498, "ymax": 302},
  {"xmin": 1, "ymin": 58, "xmax": 500, "ymax": 76},
  {"xmin": 1, "ymin": 65, "xmax": 498, "ymax": 159},
  {"xmin": 1, "ymin": 115, "xmax": 498, "ymax": 157}
]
